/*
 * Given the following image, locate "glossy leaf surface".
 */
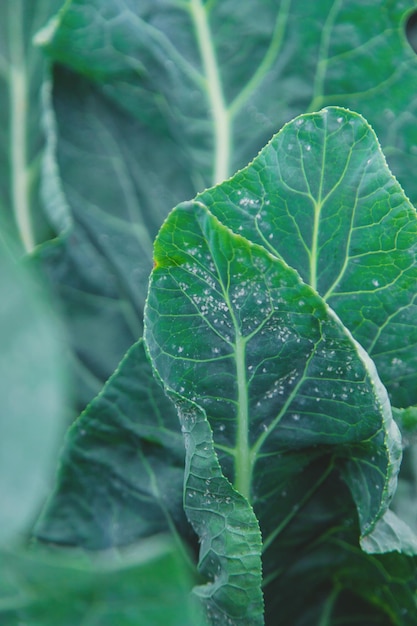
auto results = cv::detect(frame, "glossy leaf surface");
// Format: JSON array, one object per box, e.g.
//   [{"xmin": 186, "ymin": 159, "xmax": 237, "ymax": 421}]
[
  {"xmin": 197, "ymin": 107, "xmax": 417, "ymax": 407},
  {"xmin": 146, "ymin": 199, "xmax": 400, "ymax": 534}
]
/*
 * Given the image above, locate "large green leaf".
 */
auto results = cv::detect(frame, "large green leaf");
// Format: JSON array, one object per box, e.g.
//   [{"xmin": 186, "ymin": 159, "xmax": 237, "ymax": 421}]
[
  {"xmin": 35, "ymin": 340, "xmax": 194, "ymax": 554},
  {"xmin": 0, "ymin": 0, "xmax": 63, "ymax": 252},
  {"xmin": 0, "ymin": 537, "xmax": 201, "ymax": 626},
  {"xmin": 144, "ymin": 199, "xmax": 403, "ymax": 622},
  {"xmin": 197, "ymin": 106, "xmax": 417, "ymax": 408},
  {"xmin": 38, "ymin": 0, "xmax": 417, "ymax": 200},
  {"xmin": 0, "ymin": 238, "xmax": 67, "ymax": 544}
]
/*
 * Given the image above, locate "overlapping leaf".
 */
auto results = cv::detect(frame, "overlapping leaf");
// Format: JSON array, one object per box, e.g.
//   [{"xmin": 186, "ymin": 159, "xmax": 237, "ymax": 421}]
[
  {"xmin": 35, "ymin": 340, "xmax": 194, "ymax": 553},
  {"xmin": 35, "ymin": 322, "xmax": 263, "ymax": 623},
  {"xmin": 197, "ymin": 106, "xmax": 417, "ymax": 407},
  {"xmin": 144, "ymin": 199, "xmax": 402, "ymax": 623},
  {"xmin": 19, "ymin": 2, "xmax": 417, "ymax": 621}
]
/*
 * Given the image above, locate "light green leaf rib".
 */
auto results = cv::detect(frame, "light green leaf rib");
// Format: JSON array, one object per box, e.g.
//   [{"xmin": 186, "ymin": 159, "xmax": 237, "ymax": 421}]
[
  {"xmin": 172, "ymin": 394, "xmax": 264, "ymax": 625},
  {"xmin": 189, "ymin": 0, "xmax": 230, "ymax": 184}
]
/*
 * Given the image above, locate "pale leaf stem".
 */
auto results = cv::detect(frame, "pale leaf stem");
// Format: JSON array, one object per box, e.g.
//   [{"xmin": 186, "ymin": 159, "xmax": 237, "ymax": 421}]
[
  {"xmin": 9, "ymin": 0, "xmax": 34, "ymax": 253},
  {"xmin": 189, "ymin": 0, "xmax": 231, "ymax": 185}
]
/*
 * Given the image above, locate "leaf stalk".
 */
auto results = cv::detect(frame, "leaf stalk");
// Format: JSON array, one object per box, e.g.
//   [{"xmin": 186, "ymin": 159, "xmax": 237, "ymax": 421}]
[
  {"xmin": 189, "ymin": 0, "xmax": 231, "ymax": 185},
  {"xmin": 9, "ymin": 0, "xmax": 34, "ymax": 253}
]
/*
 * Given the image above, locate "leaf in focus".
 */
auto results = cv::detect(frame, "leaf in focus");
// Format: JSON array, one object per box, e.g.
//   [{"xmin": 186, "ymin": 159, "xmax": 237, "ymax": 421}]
[
  {"xmin": 0, "ymin": 239, "xmax": 67, "ymax": 544},
  {"xmin": 0, "ymin": 537, "xmax": 201, "ymax": 626},
  {"xmin": 35, "ymin": 340, "xmax": 195, "ymax": 554},
  {"xmin": 197, "ymin": 106, "xmax": 417, "ymax": 408},
  {"xmin": 144, "ymin": 200, "xmax": 402, "ymax": 621},
  {"xmin": 0, "ymin": 0, "xmax": 63, "ymax": 252}
]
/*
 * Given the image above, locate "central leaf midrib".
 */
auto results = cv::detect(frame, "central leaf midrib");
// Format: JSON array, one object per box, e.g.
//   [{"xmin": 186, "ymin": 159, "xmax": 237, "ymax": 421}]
[
  {"xmin": 212, "ymin": 246, "xmax": 252, "ymax": 501},
  {"xmin": 310, "ymin": 198, "xmax": 323, "ymax": 291},
  {"xmin": 309, "ymin": 119, "xmax": 328, "ymax": 291},
  {"xmin": 233, "ymin": 332, "xmax": 252, "ymax": 500}
]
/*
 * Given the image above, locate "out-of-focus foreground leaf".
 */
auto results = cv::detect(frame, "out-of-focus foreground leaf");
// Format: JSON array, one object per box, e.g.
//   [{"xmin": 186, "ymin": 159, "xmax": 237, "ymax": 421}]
[
  {"xmin": 0, "ymin": 0, "xmax": 63, "ymax": 252},
  {"xmin": 0, "ymin": 237, "xmax": 67, "ymax": 545},
  {"xmin": 0, "ymin": 537, "xmax": 202, "ymax": 626},
  {"xmin": 33, "ymin": 0, "xmax": 417, "ymax": 410}
]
